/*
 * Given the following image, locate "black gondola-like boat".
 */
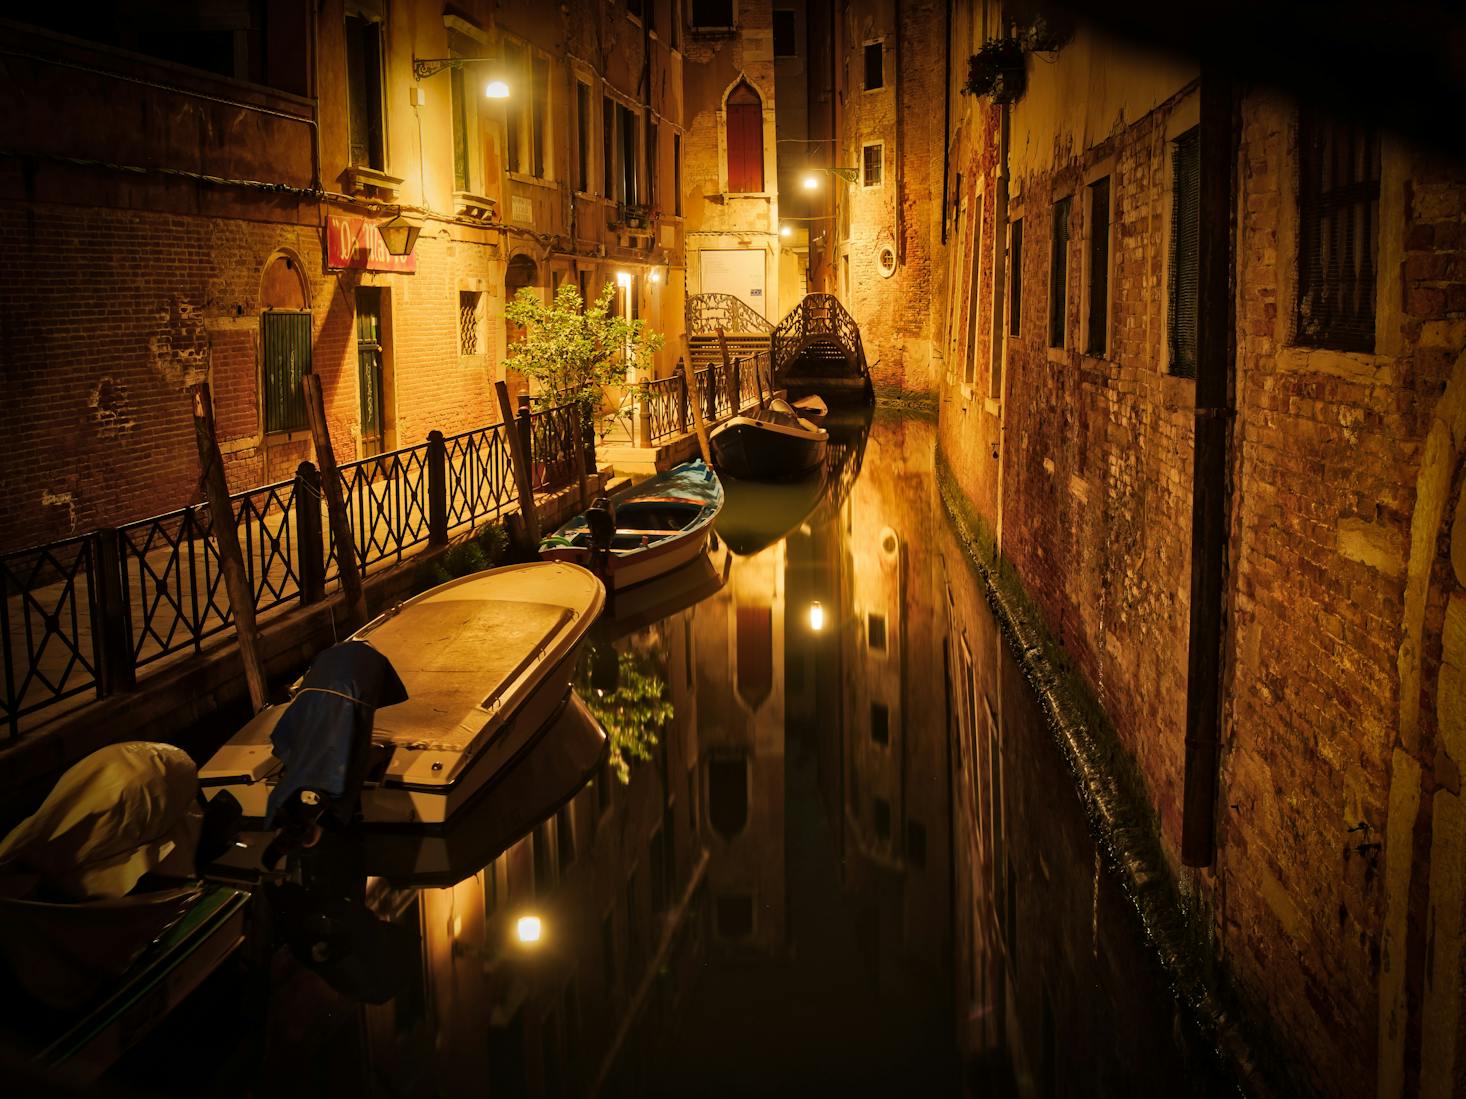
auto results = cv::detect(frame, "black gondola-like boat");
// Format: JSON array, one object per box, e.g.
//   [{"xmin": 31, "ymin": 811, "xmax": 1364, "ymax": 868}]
[{"xmin": 709, "ymin": 398, "xmax": 829, "ymax": 481}]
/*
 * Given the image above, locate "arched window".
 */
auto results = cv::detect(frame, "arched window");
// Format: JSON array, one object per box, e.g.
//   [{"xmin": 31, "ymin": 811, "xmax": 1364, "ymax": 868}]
[{"xmin": 726, "ymin": 82, "xmax": 764, "ymax": 193}]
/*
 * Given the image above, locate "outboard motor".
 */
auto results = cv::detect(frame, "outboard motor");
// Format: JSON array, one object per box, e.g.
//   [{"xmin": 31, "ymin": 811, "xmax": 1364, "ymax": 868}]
[{"xmin": 585, "ymin": 494, "xmax": 616, "ymax": 584}]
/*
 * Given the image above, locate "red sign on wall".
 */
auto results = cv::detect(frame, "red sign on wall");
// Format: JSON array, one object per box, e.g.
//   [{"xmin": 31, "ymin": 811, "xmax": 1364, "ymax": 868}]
[{"xmin": 325, "ymin": 215, "xmax": 417, "ymax": 273}]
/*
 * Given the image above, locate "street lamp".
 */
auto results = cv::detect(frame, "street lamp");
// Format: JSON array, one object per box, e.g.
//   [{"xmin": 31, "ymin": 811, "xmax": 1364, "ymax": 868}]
[
  {"xmin": 377, "ymin": 209, "xmax": 422, "ymax": 256},
  {"xmin": 780, "ymin": 224, "xmax": 793, "ymax": 237},
  {"xmin": 515, "ymin": 914, "xmax": 543, "ymax": 945},
  {"xmin": 412, "ymin": 56, "xmax": 512, "ymax": 99},
  {"xmin": 801, "ymin": 167, "xmax": 860, "ymax": 189}
]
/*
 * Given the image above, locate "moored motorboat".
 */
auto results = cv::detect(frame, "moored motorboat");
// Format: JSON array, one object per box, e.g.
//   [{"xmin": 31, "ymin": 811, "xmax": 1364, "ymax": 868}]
[
  {"xmin": 791, "ymin": 394, "xmax": 829, "ymax": 423},
  {"xmin": 709, "ymin": 398, "xmax": 829, "ymax": 481},
  {"xmin": 199, "ymin": 561, "xmax": 606, "ymax": 827},
  {"xmin": 538, "ymin": 459, "xmax": 724, "ymax": 590}
]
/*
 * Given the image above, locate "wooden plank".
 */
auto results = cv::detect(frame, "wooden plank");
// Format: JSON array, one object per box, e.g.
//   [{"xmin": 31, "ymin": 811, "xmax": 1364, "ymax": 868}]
[
  {"xmin": 496, "ymin": 380, "xmax": 541, "ymax": 544},
  {"xmin": 189, "ymin": 383, "xmax": 267, "ymax": 713},
  {"xmin": 679, "ymin": 352, "xmax": 713, "ymax": 466},
  {"xmin": 302, "ymin": 373, "xmax": 369, "ymax": 631}
]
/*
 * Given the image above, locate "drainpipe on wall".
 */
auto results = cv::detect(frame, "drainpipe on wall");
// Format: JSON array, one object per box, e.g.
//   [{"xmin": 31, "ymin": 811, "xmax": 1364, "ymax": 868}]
[
  {"xmin": 940, "ymin": 0, "xmax": 952, "ymax": 246},
  {"xmin": 1180, "ymin": 71, "xmax": 1239, "ymax": 867},
  {"xmin": 892, "ymin": 0, "xmax": 904, "ymax": 265}
]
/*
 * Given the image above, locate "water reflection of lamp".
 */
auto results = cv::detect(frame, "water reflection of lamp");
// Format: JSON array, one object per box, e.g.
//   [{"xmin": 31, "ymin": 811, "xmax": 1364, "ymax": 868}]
[
  {"xmin": 808, "ymin": 600, "xmax": 825, "ymax": 632},
  {"xmin": 516, "ymin": 914, "xmax": 543, "ymax": 945}
]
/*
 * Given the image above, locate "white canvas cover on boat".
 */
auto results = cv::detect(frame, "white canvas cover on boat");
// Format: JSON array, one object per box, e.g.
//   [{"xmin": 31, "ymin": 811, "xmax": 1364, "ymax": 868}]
[{"xmin": 0, "ymin": 742, "xmax": 201, "ymax": 901}]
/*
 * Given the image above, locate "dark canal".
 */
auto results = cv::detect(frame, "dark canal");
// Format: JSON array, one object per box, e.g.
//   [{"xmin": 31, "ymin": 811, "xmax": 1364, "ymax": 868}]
[{"xmin": 110, "ymin": 412, "xmax": 1236, "ymax": 1098}]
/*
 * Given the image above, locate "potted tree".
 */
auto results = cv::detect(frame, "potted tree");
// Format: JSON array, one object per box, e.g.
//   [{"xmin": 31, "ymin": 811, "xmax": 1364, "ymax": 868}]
[
  {"xmin": 504, "ymin": 281, "xmax": 665, "ymax": 466},
  {"xmin": 964, "ymin": 36, "xmax": 1026, "ymax": 104}
]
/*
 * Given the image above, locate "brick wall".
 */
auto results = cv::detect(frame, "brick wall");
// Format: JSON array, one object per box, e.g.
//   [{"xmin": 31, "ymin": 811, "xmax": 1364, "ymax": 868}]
[
  {"xmin": 0, "ymin": 201, "xmax": 503, "ymax": 552},
  {"xmin": 932, "ymin": 44, "xmax": 1466, "ymax": 1096}
]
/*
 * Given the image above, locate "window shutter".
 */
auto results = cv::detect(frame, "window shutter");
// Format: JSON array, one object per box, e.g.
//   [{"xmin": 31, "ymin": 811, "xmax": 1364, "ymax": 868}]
[
  {"xmin": 262, "ymin": 311, "xmax": 312, "ymax": 434},
  {"xmin": 1169, "ymin": 128, "xmax": 1200, "ymax": 377},
  {"xmin": 726, "ymin": 84, "xmax": 763, "ymax": 193}
]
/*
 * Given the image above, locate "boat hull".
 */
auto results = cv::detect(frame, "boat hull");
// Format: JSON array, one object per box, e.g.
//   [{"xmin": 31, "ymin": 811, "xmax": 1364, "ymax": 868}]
[{"xmin": 710, "ymin": 417, "xmax": 828, "ymax": 481}]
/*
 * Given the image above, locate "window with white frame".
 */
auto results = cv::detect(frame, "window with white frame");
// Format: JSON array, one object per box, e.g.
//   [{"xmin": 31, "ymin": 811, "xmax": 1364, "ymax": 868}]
[{"xmin": 862, "ymin": 143, "xmax": 883, "ymax": 187}]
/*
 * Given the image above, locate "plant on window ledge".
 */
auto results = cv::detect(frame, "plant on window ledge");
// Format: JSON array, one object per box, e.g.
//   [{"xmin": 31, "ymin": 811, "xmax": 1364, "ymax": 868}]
[
  {"xmin": 619, "ymin": 202, "xmax": 652, "ymax": 229},
  {"xmin": 963, "ymin": 37, "xmax": 1026, "ymax": 103}
]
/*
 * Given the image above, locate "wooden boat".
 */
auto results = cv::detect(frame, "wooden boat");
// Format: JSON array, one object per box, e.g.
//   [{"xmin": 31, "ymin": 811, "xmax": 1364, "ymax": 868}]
[
  {"xmin": 538, "ymin": 459, "xmax": 724, "ymax": 591},
  {"xmin": 709, "ymin": 398, "xmax": 829, "ymax": 481},
  {"xmin": 199, "ymin": 561, "xmax": 605, "ymax": 827},
  {"xmin": 791, "ymin": 394, "xmax": 829, "ymax": 422}
]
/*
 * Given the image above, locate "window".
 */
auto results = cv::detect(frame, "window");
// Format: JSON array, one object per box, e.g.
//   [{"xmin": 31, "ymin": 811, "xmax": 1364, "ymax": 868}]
[
  {"xmin": 874, "ymin": 797, "xmax": 892, "ymax": 841},
  {"xmin": 531, "ymin": 57, "xmax": 549, "ymax": 178},
  {"xmin": 619, "ymin": 103, "xmax": 638, "ymax": 204},
  {"xmin": 576, "ymin": 82, "xmax": 591, "ymax": 193},
  {"xmin": 505, "ymin": 44, "xmax": 525, "ymax": 174},
  {"xmin": 862, "ymin": 143, "xmax": 883, "ymax": 187},
  {"xmin": 965, "ymin": 194, "xmax": 984, "ymax": 384},
  {"xmin": 602, "ymin": 96, "xmax": 615, "ymax": 197},
  {"xmin": 1296, "ymin": 110, "xmax": 1380, "ymax": 351},
  {"xmin": 867, "ymin": 613, "xmax": 887, "ymax": 650},
  {"xmin": 1009, "ymin": 218, "xmax": 1023, "ymax": 337},
  {"xmin": 871, "ymin": 702, "xmax": 890, "ymax": 746},
  {"xmin": 691, "ymin": 0, "xmax": 734, "ymax": 27},
  {"xmin": 344, "ymin": 15, "xmax": 384, "ymax": 169},
  {"xmin": 907, "ymin": 819, "xmax": 927, "ymax": 868},
  {"xmin": 459, "ymin": 291, "xmax": 481, "ymax": 355},
  {"xmin": 773, "ymin": 10, "xmax": 796, "ymax": 56},
  {"xmin": 673, "ymin": 132, "xmax": 683, "ymax": 216},
  {"xmin": 726, "ymin": 82, "xmax": 763, "ymax": 192},
  {"xmin": 451, "ymin": 67, "xmax": 470, "ymax": 191},
  {"xmin": 647, "ymin": 120, "xmax": 658, "ymax": 210},
  {"xmin": 864, "ymin": 41, "xmax": 884, "ymax": 90},
  {"xmin": 1049, "ymin": 196, "xmax": 1070, "ymax": 348},
  {"xmin": 262, "ymin": 311, "xmax": 311, "ymax": 433},
  {"xmin": 1169, "ymin": 127, "xmax": 1200, "ymax": 376},
  {"xmin": 1087, "ymin": 176, "xmax": 1111, "ymax": 356}
]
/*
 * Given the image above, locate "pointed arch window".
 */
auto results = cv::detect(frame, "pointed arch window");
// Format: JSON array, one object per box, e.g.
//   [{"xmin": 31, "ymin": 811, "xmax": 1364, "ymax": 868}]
[{"xmin": 726, "ymin": 82, "xmax": 764, "ymax": 193}]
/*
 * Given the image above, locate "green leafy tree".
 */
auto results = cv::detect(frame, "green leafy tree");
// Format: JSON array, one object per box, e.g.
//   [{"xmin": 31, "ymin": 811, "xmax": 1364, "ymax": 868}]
[
  {"xmin": 578, "ymin": 647, "xmax": 674, "ymax": 784},
  {"xmin": 504, "ymin": 283, "xmax": 664, "ymax": 429}
]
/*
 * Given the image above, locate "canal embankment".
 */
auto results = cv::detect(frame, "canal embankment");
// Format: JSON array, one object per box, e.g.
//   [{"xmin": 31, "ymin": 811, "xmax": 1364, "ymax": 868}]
[{"xmin": 935, "ymin": 451, "xmax": 1294, "ymax": 1098}]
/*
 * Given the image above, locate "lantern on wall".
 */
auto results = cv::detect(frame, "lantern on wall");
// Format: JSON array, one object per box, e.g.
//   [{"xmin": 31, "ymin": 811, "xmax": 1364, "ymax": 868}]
[{"xmin": 377, "ymin": 211, "xmax": 422, "ymax": 257}]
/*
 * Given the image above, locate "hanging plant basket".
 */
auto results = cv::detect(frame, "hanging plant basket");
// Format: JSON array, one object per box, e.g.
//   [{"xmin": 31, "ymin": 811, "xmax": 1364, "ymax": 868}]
[{"xmin": 964, "ymin": 37, "xmax": 1027, "ymax": 104}]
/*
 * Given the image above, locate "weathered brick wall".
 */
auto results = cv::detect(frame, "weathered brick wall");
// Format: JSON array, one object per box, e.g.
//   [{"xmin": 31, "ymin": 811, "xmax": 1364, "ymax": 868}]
[
  {"xmin": 933, "ymin": 51, "xmax": 1466, "ymax": 1097},
  {"xmin": 0, "ymin": 200, "xmax": 502, "ymax": 552},
  {"xmin": 834, "ymin": 0, "xmax": 943, "ymax": 395}
]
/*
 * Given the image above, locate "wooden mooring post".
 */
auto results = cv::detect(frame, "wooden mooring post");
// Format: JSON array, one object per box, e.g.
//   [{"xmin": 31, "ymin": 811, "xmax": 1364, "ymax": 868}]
[
  {"xmin": 679, "ymin": 355, "xmax": 713, "ymax": 466},
  {"xmin": 303, "ymin": 373, "xmax": 369, "ymax": 631},
  {"xmin": 497, "ymin": 380, "xmax": 541, "ymax": 546},
  {"xmin": 190, "ymin": 382, "xmax": 268, "ymax": 714}
]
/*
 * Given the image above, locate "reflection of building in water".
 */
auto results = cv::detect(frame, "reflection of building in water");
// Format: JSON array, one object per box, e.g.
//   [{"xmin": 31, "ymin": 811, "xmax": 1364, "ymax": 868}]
[
  {"xmin": 939, "ymin": 506, "xmax": 1234, "ymax": 1096},
  {"xmin": 692, "ymin": 540, "xmax": 788, "ymax": 953},
  {"xmin": 355, "ymin": 610, "xmax": 710, "ymax": 1098},
  {"xmin": 836, "ymin": 416, "xmax": 950, "ymax": 978}
]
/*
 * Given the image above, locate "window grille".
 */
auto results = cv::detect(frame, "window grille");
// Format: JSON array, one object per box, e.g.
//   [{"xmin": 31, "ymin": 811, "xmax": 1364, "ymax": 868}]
[
  {"xmin": 262, "ymin": 310, "xmax": 311, "ymax": 433},
  {"xmin": 1087, "ymin": 176, "xmax": 1110, "ymax": 356},
  {"xmin": 864, "ymin": 42, "xmax": 884, "ymax": 90},
  {"xmin": 1169, "ymin": 127, "xmax": 1200, "ymax": 377},
  {"xmin": 1296, "ymin": 110, "xmax": 1380, "ymax": 351},
  {"xmin": 863, "ymin": 143, "xmax": 882, "ymax": 186},
  {"xmin": 459, "ymin": 291, "xmax": 481, "ymax": 355},
  {"xmin": 1049, "ymin": 196, "xmax": 1070, "ymax": 348},
  {"xmin": 1009, "ymin": 218, "xmax": 1023, "ymax": 337}
]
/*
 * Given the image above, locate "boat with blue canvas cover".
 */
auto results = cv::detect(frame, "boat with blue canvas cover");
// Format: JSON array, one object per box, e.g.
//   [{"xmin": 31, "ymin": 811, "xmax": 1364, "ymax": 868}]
[{"xmin": 538, "ymin": 458, "xmax": 724, "ymax": 591}]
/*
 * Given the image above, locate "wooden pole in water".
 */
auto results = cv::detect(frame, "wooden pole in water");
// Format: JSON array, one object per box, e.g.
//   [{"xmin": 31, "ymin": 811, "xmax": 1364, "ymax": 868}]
[
  {"xmin": 679, "ymin": 354, "xmax": 713, "ymax": 466},
  {"xmin": 190, "ymin": 383, "xmax": 268, "ymax": 713},
  {"xmin": 496, "ymin": 380, "xmax": 541, "ymax": 544},
  {"xmin": 716, "ymin": 326, "xmax": 737, "ymax": 412},
  {"xmin": 303, "ymin": 373, "xmax": 369, "ymax": 630},
  {"xmin": 572, "ymin": 411, "xmax": 590, "ymax": 510}
]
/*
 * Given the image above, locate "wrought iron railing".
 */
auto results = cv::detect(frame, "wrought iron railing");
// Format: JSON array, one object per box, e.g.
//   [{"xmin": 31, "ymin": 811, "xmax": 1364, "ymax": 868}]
[
  {"xmin": 0, "ymin": 534, "xmax": 102, "ymax": 737},
  {"xmin": 685, "ymin": 292, "xmax": 774, "ymax": 337},
  {"xmin": 771, "ymin": 293, "xmax": 870, "ymax": 382},
  {"xmin": 644, "ymin": 374, "xmax": 690, "ymax": 445},
  {"xmin": 0, "ymin": 403, "xmax": 585, "ymax": 739}
]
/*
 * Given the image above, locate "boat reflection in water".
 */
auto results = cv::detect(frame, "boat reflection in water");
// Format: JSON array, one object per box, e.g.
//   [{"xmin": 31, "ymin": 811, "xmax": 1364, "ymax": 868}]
[{"xmin": 111, "ymin": 412, "xmax": 1237, "ymax": 1097}]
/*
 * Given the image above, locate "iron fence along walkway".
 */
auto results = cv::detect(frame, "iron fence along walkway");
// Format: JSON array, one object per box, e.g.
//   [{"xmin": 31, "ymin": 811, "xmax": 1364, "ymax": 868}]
[{"xmin": 0, "ymin": 410, "xmax": 576, "ymax": 739}]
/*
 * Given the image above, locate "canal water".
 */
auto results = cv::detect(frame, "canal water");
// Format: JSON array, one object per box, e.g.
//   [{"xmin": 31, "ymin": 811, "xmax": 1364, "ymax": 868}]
[{"xmin": 111, "ymin": 412, "xmax": 1235, "ymax": 1097}]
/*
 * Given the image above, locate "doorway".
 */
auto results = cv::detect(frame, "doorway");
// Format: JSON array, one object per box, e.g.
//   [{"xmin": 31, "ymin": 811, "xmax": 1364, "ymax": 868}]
[{"xmin": 355, "ymin": 287, "xmax": 390, "ymax": 457}]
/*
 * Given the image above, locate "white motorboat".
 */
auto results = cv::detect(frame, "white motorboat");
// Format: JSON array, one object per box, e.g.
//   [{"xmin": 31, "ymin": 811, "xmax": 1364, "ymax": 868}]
[{"xmin": 199, "ymin": 561, "xmax": 605, "ymax": 827}]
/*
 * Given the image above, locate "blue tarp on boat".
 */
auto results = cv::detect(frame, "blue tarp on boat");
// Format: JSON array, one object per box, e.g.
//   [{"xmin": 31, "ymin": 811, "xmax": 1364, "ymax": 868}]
[{"xmin": 265, "ymin": 641, "xmax": 408, "ymax": 826}]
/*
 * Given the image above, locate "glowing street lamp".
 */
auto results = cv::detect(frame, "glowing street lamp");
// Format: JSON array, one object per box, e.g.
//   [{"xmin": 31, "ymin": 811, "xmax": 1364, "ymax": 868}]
[
  {"xmin": 780, "ymin": 224, "xmax": 793, "ymax": 237},
  {"xmin": 808, "ymin": 600, "xmax": 825, "ymax": 632},
  {"xmin": 802, "ymin": 173, "xmax": 821, "ymax": 191},
  {"xmin": 485, "ymin": 78, "xmax": 510, "ymax": 99}
]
